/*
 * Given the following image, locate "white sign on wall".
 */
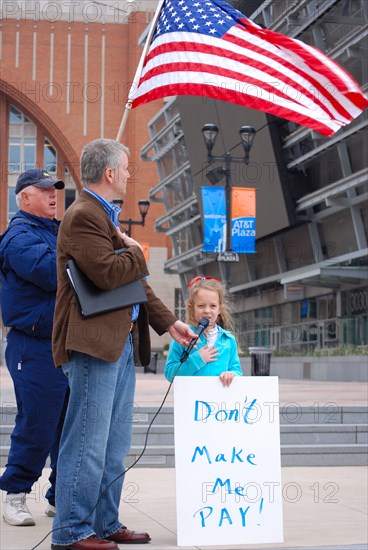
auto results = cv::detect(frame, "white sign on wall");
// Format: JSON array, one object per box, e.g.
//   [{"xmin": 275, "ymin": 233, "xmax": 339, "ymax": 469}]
[{"xmin": 173, "ymin": 376, "xmax": 283, "ymax": 546}]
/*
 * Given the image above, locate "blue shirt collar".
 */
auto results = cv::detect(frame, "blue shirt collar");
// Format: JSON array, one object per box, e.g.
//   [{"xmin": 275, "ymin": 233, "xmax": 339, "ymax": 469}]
[{"xmin": 84, "ymin": 188, "xmax": 121, "ymax": 227}]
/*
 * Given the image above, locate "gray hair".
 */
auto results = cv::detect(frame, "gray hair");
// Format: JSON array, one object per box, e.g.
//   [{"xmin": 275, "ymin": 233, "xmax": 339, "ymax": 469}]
[
  {"xmin": 15, "ymin": 185, "xmax": 34, "ymax": 207},
  {"xmin": 80, "ymin": 139, "xmax": 130, "ymax": 186}
]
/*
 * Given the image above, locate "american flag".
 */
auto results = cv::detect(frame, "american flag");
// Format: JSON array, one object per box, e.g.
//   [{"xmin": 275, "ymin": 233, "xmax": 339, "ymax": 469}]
[{"xmin": 128, "ymin": 0, "xmax": 368, "ymax": 136}]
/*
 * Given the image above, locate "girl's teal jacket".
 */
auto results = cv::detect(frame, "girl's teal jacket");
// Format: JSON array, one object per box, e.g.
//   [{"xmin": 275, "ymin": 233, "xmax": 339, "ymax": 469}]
[{"xmin": 164, "ymin": 323, "xmax": 243, "ymax": 382}]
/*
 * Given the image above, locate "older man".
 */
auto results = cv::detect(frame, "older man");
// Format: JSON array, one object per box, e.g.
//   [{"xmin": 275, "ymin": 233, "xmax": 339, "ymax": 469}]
[
  {"xmin": 51, "ymin": 139, "xmax": 196, "ymax": 549},
  {"xmin": 0, "ymin": 169, "xmax": 69, "ymax": 526}
]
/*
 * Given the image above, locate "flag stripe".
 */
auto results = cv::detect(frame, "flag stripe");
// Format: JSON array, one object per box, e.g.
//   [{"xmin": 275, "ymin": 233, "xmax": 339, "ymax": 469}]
[
  {"xmin": 227, "ymin": 27, "xmax": 362, "ymax": 120},
  {"xmin": 141, "ymin": 58, "xmax": 310, "ymax": 109},
  {"xmin": 133, "ymin": 81, "xmax": 340, "ymax": 136},
  {"xmin": 138, "ymin": 37, "xmax": 352, "ymax": 129},
  {"xmin": 137, "ymin": 34, "xmax": 356, "ymax": 130},
  {"xmin": 140, "ymin": 36, "xmax": 354, "ymax": 124},
  {"xmin": 249, "ymin": 21, "xmax": 367, "ymax": 105},
  {"xmin": 129, "ymin": 0, "xmax": 367, "ymax": 136},
  {"xmin": 138, "ymin": 61, "xmax": 344, "ymax": 131},
  {"xmin": 146, "ymin": 28, "xmax": 359, "ymax": 122}
]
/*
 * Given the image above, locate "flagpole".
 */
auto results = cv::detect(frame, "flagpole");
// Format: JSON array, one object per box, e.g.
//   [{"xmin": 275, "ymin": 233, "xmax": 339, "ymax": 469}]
[{"xmin": 116, "ymin": 0, "xmax": 166, "ymax": 142}]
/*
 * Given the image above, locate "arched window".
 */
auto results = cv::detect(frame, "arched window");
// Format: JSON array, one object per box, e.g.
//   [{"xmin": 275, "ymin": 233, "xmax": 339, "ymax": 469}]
[
  {"xmin": 63, "ymin": 167, "xmax": 77, "ymax": 210},
  {"xmin": 8, "ymin": 105, "xmax": 37, "ymax": 219},
  {"xmin": 44, "ymin": 138, "xmax": 57, "ymax": 173},
  {"xmin": 7, "ymin": 105, "xmax": 77, "ymax": 220}
]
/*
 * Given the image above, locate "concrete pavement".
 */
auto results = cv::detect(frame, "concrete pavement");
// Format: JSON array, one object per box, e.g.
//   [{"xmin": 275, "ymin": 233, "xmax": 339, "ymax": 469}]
[
  {"xmin": 1, "ymin": 367, "xmax": 367, "ymax": 550},
  {"xmin": 0, "ymin": 466, "xmax": 367, "ymax": 550}
]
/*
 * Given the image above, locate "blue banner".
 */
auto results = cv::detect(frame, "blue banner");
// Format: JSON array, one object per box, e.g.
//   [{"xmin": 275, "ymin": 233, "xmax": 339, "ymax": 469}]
[
  {"xmin": 201, "ymin": 187, "xmax": 226, "ymax": 253},
  {"xmin": 232, "ymin": 217, "xmax": 256, "ymax": 253}
]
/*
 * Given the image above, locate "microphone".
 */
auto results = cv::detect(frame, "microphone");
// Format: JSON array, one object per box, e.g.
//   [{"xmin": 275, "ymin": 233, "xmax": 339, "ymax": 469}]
[{"xmin": 180, "ymin": 318, "xmax": 209, "ymax": 363}]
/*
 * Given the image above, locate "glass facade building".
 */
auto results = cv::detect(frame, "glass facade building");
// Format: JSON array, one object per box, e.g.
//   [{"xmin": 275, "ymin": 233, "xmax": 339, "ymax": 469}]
[{"xmin": 141, "ymin": 0, "xmax": 368, "ymax": 352}]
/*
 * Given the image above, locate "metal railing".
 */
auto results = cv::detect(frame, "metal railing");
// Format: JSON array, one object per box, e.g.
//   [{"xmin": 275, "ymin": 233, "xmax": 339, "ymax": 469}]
[{"xmin": 238, "ymin": 316, "xmax": 368, "ymax": 352}]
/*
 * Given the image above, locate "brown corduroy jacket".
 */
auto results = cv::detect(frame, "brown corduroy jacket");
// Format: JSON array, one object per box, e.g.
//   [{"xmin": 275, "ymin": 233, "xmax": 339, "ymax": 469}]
[{"xmin": 52, "ymin": 191, "xmax": 176, "ymax": 367}]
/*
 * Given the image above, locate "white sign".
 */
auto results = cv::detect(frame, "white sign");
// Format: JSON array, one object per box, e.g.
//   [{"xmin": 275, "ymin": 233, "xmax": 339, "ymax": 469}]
[
  {"xmin": 217, "ymin": 250, "xmax": 240, "ymax": 262},
  {"xmin": 173, "ymin": 376, "xmax": 283, "ymax": 546}
]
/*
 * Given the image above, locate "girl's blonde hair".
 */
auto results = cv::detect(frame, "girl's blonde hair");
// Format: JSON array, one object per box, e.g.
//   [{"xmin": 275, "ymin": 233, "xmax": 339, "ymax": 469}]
[{"xmin": 186, "ymin": 277, "xmax": 234, "ymax": 332}]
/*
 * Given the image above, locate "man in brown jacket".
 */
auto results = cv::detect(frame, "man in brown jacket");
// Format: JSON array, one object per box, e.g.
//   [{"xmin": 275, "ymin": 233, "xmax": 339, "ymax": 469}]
[{"xmin": 51, "ymin": 139, "xmax": 196, "ymax": 550}]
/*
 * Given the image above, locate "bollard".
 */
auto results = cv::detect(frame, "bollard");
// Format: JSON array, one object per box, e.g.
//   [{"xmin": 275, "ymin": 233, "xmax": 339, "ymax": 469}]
[{"xmin": 144, "ymin": 351, "xmax": 158, "ymax": 374}]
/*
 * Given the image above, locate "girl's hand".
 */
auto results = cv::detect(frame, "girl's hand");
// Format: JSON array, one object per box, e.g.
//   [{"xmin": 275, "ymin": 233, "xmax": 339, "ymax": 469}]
[
  {"xmin": 219, "ymin": 371, "xmax": 235, "ymax": 387},
  {"xmin": 199, "ymin": 345, "xmax": 219, "ymax": 363}
]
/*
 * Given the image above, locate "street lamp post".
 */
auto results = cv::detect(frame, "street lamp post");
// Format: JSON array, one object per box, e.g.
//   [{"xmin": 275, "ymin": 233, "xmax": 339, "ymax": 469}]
[
  {"xmin": 201, "ymin": 123, "xmax": 256, "ymax": 286},
  {"xmin": 112, "ymin": 198, "xmax": 150, "ymax": 237}
]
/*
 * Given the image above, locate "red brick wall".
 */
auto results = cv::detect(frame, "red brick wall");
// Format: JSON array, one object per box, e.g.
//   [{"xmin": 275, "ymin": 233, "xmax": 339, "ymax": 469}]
[{"xmin": 0, "ymin": 11, "xmax": 169, "ymax": 248}]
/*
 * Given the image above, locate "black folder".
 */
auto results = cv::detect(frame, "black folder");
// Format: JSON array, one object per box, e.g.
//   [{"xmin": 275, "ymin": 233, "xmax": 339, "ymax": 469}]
[{"xmin": 66, "ymin": 257, "xmax": 147, "ymax": 319}]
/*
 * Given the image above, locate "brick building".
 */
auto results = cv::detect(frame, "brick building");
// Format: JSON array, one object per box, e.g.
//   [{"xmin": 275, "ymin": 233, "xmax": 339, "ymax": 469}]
[{"xmin": 0, "ymin": 0, "xmax": 180, "ymax": 351}]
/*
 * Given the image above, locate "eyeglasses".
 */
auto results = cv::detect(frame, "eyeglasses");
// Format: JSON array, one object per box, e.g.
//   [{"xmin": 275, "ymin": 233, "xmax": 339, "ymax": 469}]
[{"xmin": 187, "ymin": 276, "xmax": 220, "ymax": 288}]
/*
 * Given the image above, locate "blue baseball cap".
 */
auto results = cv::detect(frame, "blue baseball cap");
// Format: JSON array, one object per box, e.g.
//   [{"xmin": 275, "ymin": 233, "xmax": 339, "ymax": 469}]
[{"xmin": 15, "ymin": 169, "xmax": 65, "ymax": 195}]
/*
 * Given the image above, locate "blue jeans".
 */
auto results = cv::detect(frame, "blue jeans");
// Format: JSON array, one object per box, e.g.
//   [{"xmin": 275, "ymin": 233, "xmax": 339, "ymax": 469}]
[
  {"xmin": 52, "ymin": 336, "xmax": 136, "ymax": 545},
  {"xmin": 0, "ymin": 329, "xmax": 69, "ymax": 505}
]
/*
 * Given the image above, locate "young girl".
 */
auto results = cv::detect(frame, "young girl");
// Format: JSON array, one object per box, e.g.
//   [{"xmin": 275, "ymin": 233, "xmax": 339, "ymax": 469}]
[{"xmin": 164, "ymin": 276, "xmax": 243, "ymax": 386}]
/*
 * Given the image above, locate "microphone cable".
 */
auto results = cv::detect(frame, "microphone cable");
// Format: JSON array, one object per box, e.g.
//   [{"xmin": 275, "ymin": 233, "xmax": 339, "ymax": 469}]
[{"xmin": 30, "ymin": 329, "xmax": 203, "ymax": 550}]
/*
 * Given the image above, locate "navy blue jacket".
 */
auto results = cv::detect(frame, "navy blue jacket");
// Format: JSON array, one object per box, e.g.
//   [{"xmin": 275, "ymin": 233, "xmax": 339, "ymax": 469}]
[{"xmin": 0, "ymin": 210, "xmax": 59, "ymax": 338}]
